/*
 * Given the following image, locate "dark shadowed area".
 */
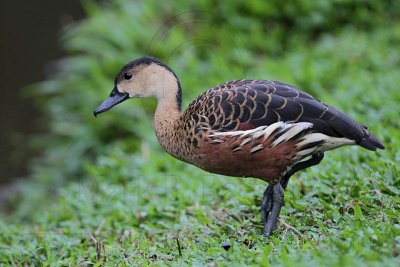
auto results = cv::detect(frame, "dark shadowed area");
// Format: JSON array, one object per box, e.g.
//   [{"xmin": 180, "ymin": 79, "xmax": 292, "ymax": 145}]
[{"xmin": 0, "ymin": 1, "xmax": 84, "ymax": 184}]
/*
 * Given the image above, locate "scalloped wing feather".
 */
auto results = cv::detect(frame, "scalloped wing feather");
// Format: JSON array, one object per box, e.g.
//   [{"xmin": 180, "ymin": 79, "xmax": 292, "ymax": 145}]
[{"xmin": 184, "ymin": 79, "xmax": 383, "ymax": 151}]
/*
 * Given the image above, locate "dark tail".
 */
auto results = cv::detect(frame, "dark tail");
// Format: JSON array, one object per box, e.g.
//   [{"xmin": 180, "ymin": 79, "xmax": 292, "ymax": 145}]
[
  {"xmin": 358, "ymin": 128, "xmax": 385, "ymax": 151},
  {"xmin": 311, "ymin": 104, "xmax": 385, "ymax": 152}
]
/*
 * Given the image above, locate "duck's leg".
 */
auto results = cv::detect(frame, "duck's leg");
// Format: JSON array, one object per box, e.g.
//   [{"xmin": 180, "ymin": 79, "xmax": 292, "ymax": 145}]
[
  {"xmin": 261, "ymin": 184, "xmax": 274, "ymax": 230},
  {"xmin": 260, "ymin": 152, "xmax": 324, "ymax": 237},
  {"xmin": 262, "ymin": 183, "xmax": 284, "ymax": 237}
]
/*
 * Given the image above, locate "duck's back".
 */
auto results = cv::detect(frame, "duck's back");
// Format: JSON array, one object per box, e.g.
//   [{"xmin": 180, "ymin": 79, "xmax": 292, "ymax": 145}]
[{"xmin": 184, "ymin": 79, "xmax": 384, "ymax": 150}]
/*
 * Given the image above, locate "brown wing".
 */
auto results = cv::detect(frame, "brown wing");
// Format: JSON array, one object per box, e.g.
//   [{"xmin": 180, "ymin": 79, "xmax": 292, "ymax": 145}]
[{"xmin": 185, "ymin": 79, "xmax": 384, "ymax": 151}]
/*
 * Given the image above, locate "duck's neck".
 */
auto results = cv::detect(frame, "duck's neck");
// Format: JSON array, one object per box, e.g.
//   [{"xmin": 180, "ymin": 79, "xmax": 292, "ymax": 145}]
[
  {"xmin": 154, "ymin": 96, "xmax": 182, "ymax": 131},
  {"xmin": 153, "ymin": 77, "xmax": 184, "ymax": 157}
]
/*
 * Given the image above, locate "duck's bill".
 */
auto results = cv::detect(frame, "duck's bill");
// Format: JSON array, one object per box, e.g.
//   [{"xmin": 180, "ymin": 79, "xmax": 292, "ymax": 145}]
[{"xmin": 94, "ymin": 87, "xmax": 129, "ymax": 116}]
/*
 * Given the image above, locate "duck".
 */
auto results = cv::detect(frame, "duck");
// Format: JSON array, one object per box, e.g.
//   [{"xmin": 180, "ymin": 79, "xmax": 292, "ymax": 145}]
[{"xmin": 94, "ymin": 56, "xmax": 385, "ymax": 237}]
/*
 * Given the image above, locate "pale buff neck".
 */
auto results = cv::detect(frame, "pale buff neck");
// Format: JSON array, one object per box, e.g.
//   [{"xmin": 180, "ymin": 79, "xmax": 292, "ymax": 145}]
[
  {"xmin": 152, "ymin": 72, "xmax": 182, "ymax": 140},
  {"xmin": 154, "ymin": 95, "xmax": 181, "ymax": 131},
  {"xmin": 153, "ymin": 90, "xmax": 184, "ymax": 158}
]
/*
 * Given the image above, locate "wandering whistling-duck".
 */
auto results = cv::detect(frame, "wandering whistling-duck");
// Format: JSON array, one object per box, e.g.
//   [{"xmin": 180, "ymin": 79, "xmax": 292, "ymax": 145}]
[{"xmin": 94, "ymin": 56, "xmax": 384, "ymax": 237}]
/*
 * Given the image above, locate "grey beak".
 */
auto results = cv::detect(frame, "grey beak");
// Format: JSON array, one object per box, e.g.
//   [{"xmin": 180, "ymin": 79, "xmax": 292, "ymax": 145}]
[{"xmin": 94, "ymin": 87, "xmax": 129, "ymax": 116}]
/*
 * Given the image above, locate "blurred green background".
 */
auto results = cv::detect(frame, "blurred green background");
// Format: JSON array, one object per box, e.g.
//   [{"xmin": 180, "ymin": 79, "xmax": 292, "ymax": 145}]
[{"xmin": 1, "ymin": 0, "xmax": 399, "ymax": 266}]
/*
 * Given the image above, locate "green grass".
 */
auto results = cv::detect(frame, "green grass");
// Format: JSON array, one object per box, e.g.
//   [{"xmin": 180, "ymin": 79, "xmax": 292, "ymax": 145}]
[{"xmin": 1, "ymin": 1, "xmax": 399, "ymax": 266}]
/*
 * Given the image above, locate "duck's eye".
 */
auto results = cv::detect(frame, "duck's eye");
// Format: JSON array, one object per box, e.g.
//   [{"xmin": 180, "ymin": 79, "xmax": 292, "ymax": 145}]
[{"xmin": 124, "ymin": 73, "xmax": 133, "ymax": 80}]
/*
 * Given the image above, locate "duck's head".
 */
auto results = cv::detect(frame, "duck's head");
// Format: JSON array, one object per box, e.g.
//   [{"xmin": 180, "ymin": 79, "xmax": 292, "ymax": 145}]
[{"xmin": 94, "ymin": 56, "xmax": 182, "ymax": 116}]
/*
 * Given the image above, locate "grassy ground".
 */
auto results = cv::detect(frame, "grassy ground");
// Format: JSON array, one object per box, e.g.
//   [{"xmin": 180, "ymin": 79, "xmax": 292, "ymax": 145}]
[{"xmin": 1, "ymin": 1, "xmax": 399, "ymax": 266}]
